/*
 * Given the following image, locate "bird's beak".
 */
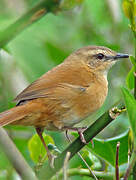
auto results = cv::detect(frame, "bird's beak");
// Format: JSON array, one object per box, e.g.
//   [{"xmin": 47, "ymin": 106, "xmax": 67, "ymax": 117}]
[
  {"xmin": 114, "ymin": 53, "xmax": 129, "ymax": 60},
  {"xmin": 105, "ymin": 53, "xmax": 129, "ymax": 61}
]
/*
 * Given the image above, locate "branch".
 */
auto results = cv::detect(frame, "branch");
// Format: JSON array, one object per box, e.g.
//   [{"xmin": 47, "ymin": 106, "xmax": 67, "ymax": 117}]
[
  {"xmin": 0, "ymin": 0, "xmax": 61, "ymax": 49},
  {"xmin": 38, "ymin": 111, "xmax": 114, "ymax": 180},
  {"xmin": 51, "ymin": 168, "xmax": 125, "ymax": 180},
  {"xmin": 0, "ymin": 127, "xmax": 38, "ymax": 180}
]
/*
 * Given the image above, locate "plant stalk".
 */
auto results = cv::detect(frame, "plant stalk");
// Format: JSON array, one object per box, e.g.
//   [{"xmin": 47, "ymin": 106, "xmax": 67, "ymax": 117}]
[{"xmin": 0, "ymin": 127, "xmax": 38, "ymax": 180}]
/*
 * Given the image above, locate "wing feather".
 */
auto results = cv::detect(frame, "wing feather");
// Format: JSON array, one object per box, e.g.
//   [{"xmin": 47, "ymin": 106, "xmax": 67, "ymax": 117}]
[{"xmin": 14, "ymin": 63, "xmax": 91, "ymax": 103}]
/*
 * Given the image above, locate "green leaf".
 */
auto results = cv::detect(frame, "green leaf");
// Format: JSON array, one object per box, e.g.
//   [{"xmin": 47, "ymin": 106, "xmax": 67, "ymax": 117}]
[
  {"xmin": 28, "ymin": 133, "xmax": 54, "ymax": 163},
  {"xmin": 134, "ymin": 2, "xmax": 136, "ymax": 17},
  {"xmin": 126, "ymin": 66, "xmax": 135, "ymax": 89},
  {"xmin": 81, "ymin": 149, "xmax": 102, "ymax": 170},
  {"xmin": 122, "ymin": 0, "xmax": 134, "ymax": 20},
  {"xmin": 130, "ymin": 56, "xmax": 136, "ymax": 69},
  {"xmin": 126, "ymin": 56, "xmax": 136, "ymax": 89},
  {"xmin": 122, "ymin": 87, "xmax": 136, "ymax": 138},
  {"xmin": 87, "ymin": 130, "xmax": 129, "ymax": 166}
]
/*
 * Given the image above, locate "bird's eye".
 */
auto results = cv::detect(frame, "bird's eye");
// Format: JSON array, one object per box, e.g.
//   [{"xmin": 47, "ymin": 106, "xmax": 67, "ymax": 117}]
[{"xmin": 97, "ymin": 53, "xmax": 104, "ymax": 60}]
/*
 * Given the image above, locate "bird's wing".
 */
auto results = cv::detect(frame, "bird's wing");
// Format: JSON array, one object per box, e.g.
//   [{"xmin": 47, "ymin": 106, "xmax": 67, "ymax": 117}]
[
  {"xmin": 14, "ymin": 81, "xmax": 87, "ymax": 104},
  {"xmin": 14, "ymin": 61, "xmax": 92, "ymax": 104},
  {"xmin": 45, "ymin": 83, "xmax": 87, "ymax": 101},
  {"xmin": 14, "ymin": 62, "xmax": 91, "ymax": 103}
]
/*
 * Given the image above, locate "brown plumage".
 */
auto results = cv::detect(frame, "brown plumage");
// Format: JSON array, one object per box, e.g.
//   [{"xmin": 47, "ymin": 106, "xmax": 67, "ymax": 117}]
[{"xmin": 0, "ymin": 46, "xmax": 129, "ymax": 164}]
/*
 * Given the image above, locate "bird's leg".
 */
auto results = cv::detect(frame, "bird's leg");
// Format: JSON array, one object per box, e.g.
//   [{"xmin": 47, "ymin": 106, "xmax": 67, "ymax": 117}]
[
  {"xmin": 65, "ymin": 127, "xmax": 94, "ymax": 146},
  {"xmin": 35, "ymin": 127, "xmax": 55, "ymax": 168},
  {"xmin": 64, "ymin": 127, "xmax": 87, "ymax": 144}
]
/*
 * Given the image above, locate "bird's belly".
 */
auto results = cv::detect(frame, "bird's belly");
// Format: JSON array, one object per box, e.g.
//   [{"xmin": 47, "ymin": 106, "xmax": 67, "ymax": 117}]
[
  {"xmin": 61, "ymin": 110, "xmax": 82, "ymax": 127},
  {"xmin": 44, "ymin": 109, "xmax": 83, "ymax": 130}
]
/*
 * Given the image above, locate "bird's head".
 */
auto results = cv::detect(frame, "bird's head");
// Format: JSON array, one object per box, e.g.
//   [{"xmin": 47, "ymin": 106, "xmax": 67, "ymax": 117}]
[{"xmin": 67, "ymin": 46, "xmax": 129, "ymax": 75}]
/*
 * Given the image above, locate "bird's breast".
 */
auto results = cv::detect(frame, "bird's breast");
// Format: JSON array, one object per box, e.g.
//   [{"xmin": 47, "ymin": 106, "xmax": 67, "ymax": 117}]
[
  {"xmin": 76, "ymin": 83, "xmax": 107, "ymax": 118},
  {"xmin": 61, "ymin": 76, "xmax": 108, "ymax": 127}
]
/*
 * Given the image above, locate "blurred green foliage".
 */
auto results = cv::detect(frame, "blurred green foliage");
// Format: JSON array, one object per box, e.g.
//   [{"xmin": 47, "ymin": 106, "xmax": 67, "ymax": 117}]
[
  {"xmin": 28, "ymin": 133, "xmax": 54, "ymax": 163},
  {"xmin": 72, "ymin": 129, "xmax": 129, "ymax": 166},
  {"xmin": 0, "ymin": 0, "xmax": 134, "ymax": 179},
  {"xmin": 122, "ymin": 88, "xmax": 136, "ymax": 138}
]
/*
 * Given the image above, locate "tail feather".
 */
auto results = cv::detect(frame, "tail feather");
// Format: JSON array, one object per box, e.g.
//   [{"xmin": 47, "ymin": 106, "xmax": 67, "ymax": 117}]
[{"xmin": 0, "ymin": 104, "xmax": 32, "ymax": 127}]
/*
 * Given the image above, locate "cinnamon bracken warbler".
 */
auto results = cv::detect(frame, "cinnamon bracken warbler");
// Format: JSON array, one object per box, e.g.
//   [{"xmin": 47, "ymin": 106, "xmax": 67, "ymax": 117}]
[{"xmin": 0, "ymin": 46, "xmax": 129, "ymax": 164}]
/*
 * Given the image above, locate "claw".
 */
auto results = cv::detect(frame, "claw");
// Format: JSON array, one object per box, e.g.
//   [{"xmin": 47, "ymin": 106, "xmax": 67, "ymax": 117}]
[
  {"xmin": 77, "ymin": 128, "xmax": 87, "ymax": 144},
  {"xmin": 64, "ymin": 126, "xmax": 87, "ymax": 144}
]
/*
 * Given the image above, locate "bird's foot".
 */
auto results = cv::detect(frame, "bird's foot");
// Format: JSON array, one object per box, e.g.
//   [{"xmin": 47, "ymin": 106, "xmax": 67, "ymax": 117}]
[
  {"xmin": 64, "ymin": 127, "xmax": 87, "ymax": 144},
  {"xmin": 77, "ymin": 127, "xmax": 87, "ymax": 144}
]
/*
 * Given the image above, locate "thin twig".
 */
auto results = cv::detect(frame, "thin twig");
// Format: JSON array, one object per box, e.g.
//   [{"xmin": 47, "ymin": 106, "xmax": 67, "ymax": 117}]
[
  {"xmin": 66, "ymin": 132, "xmax": 98, "ymax": 180},
  {"xmin": 0, "ymin": 127, "xmax": 38, "ymax": 180},
  {"xmin": 77, "ymin": 152, "xmax": 98, "ymax": 180},
  {"xmin": 63, "ymin": 152, "xmax": 71, "ymax": 180},
  {"xmin": 115, "ymin": 142, "xmax": 120, "ymax": 180}
]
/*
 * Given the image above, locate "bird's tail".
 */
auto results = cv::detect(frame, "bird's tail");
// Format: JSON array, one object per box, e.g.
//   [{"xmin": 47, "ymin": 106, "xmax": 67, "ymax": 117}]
[{"xmin": 0, "ymin": 104, "xmax": 33, "ymax": 126}]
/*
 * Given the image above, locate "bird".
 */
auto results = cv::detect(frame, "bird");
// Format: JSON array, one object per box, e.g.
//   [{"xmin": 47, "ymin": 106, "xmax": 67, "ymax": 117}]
[{"xmin": 0, "ymin": 46, "xmax": 129, "ymax": 165}]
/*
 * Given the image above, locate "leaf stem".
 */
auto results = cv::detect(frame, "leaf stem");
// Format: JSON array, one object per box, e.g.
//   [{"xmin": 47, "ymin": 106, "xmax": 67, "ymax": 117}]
[{"xmin": 115, "ymin": 142, "xmax": 120, "ymax": 180}]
